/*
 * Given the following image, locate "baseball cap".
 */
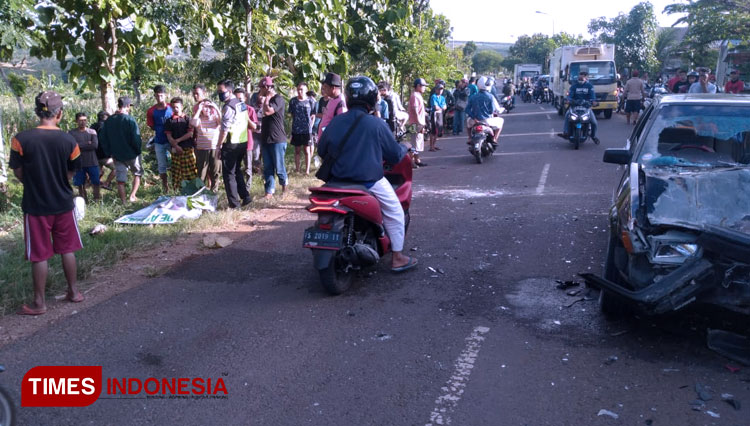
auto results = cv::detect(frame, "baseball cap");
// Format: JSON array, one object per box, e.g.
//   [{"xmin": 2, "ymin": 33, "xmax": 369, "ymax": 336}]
[
  {"xmin": 414, "ymin": 78, "xmax": 428, "ymax": 87},
  {"xmin": 322, "ymin": 72, "xmax": 342, "ymax": 87},
  {"xmin": 258, "ymin": 76, "xmax": 274, "ymax": 87},
  {"xmin": 35, "ymin": 91, "xmax": 63, "ymax": 112},
  {"xmin": 117, "ymin": 96, "xmax": 133, "ymax": 108}
]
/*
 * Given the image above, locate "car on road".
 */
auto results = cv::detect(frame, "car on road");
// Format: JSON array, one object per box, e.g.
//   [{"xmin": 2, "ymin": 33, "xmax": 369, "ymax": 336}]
[{"xmin": 582, "ymin": 94, "xmax": 750, "ymax": 317}]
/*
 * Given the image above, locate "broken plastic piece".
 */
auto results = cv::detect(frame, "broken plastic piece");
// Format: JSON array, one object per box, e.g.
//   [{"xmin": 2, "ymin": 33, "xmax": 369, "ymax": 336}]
[
  {"xmin": 604, "ymin": 355, "xmax": 618, "ymax": 366},
  {"xmin": 555, "ymin": 280, "xmax": 581, "ymax": 290},
  {"xmin": 695, "ymin": 383, "xmax": 712, "ymax": 401},
  {"xmin": 707, "ymin": 329, "xmax": 750, "ymax": 366},
  {"xmin": 705, "ymin": 410, "xmax": 720, "ymax": 418},
  {"xmin": 597, "ymin": 409, "xmax": 619, "ymax": 419},
  {"xmin": 721, "ymin": 393, "xmax": 741, "ymax": 411}
]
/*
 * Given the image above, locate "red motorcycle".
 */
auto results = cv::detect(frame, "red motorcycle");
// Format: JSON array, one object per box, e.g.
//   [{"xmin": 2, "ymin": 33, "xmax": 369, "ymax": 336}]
[{"xmin": 303, "ymin": 156, "xmax": 413, "ymax": 294}]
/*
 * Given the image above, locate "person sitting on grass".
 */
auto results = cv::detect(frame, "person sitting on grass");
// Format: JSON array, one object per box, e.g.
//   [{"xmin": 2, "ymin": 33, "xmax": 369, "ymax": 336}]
[
  {"xmin": 9, "ymin": 91, "xmax": 85, "ymax": 315},
  {"xmin": 68, "ymin": 112, "xmax": 101, "ymax": 203}
]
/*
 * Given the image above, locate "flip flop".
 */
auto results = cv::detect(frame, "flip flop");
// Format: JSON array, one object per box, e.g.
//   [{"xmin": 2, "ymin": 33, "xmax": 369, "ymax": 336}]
[
  {"xmin": 17, "ymin": 304, "xmax": 47, "ymax": 315},
  {"xmin": 391, "ymin": 256, "xmax": 418, "ymax": 273},
  {"xmin": 65, "ymin": 293, "xmax": 85, "ymax": 303}
]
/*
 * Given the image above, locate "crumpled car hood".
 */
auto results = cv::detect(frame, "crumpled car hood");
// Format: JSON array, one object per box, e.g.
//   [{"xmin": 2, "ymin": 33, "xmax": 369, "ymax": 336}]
[{"xmin": 643, "ymin": 167, "xmax": 750, "ymax": 235}]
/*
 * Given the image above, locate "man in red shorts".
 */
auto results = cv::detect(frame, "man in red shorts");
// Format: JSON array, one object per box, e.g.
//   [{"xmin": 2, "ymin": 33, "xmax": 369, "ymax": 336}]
[{"xmin": 8, "ymin": 91, "xmax": 85, "ymax": 315}]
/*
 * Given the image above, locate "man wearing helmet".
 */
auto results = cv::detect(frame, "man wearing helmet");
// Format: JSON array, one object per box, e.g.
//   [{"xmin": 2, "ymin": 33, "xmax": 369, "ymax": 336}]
[
  {"xmin": 465, "ymin": 75, "xmax": 504, "ymax": 143},
  {"xmin": 318, "ymin": 76, "xmax": 418, "ymax": 272},
  {"xmin": 557, "ymin": 69, "xmax": 600, "ymax": 144}
]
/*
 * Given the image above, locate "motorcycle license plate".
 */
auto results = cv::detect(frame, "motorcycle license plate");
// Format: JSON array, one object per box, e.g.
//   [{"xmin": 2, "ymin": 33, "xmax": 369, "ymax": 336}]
[
  {"xmin": 303, "ymin": 227, "xmax": 342, "ymax": 249},
  {"xmin": 576, "ymin": 123, "xmax": 582, "ymax": 129}
]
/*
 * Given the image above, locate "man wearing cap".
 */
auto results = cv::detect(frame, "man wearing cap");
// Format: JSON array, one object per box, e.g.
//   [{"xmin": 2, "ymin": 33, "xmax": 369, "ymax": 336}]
[
  {"xmin": 724, "ymin": 71, "xmax": 744, "ymax": 94},
  {"xmin": 9, "ymin": 91, "xmax": 84, "ymax": 315},
  {"xmin": 408, "ymin": 78, "xmax": 427, "ymax": 167},
  {"xmin": 317, "ymin": 72, "xmax": 347, "ymax": 140},
  {"xmin": 557, "ymin": 69, "xmax": 599, "ymax": 144},
  {"xmin": 99, "ymin": 96, "xmax": 145, "ymax": 203},
  {"xmin": 215, "ymin": 79, "xmax": 252, "ymax": 208},
  {"xmin": 257, "ymin": 76, "xmax": 288, "ymax": 198}
]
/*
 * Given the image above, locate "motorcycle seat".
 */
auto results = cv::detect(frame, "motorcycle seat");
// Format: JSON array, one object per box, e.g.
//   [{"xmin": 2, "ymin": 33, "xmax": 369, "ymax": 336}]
[{"xmin": 309, "ymin": 182, "xmax": 372, "ymax": 196}]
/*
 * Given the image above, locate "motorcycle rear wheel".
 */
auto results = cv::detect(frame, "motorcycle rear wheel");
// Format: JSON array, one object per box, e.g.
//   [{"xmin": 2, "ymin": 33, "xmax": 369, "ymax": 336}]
[
  {"xmin": 474, "ymin": 149, "xmax": 483, "ymax": 164},
  {"xmin": 319, "ymin": 255, "xmax": 354, "ymax": 295}
]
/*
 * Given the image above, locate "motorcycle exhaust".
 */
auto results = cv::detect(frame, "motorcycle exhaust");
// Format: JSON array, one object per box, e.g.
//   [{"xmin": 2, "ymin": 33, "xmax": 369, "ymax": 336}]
[{"xmin": 340, "ymin": 244, "xmax": 380, "ymax": 267}]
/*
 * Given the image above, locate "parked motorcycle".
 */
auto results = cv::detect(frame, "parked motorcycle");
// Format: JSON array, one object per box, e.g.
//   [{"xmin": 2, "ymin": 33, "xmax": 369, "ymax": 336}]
[
  {"xmin": 565, "ymin": 99, "xmax": 595, "ymax": 150},
  {"xmin": 643, "ymin": 85, "xmax": 668, "ymax": 110},
  {"xmin": 469, "ymin": 121, "xmax": 497, "ymax": 163},
  {"xmin": 0, "ymin": 365, "xmax": 15, "ymax": 426},
  {"xmin": 444, "ymin": 106, "xmax": 455, "ymax": 131},
  {"xmin": 304, "ymin": 155, "xmax": 413, "ymax": 294}
]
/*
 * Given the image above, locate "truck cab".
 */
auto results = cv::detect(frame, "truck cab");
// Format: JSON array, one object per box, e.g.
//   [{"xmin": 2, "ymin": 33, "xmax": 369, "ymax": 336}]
[{"xmin": 550, "ymin": 45, "xmax": 618, "ymax": 119}]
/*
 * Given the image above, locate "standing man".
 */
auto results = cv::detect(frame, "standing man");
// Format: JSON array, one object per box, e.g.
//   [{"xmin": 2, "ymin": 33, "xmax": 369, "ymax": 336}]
[
  {"xmin": 428, "ymin": 83, "xmax": 446, "ymax": 151},
  {"xmin": 258, "ymin": 76, "xmax": 288, "ymax": 199},
  {"xmin": 724, "ymin": 71, "xmax": 744, "ymax": 94},
  {"xmin": 91, "ymin": 111, "xmax": 115, "ymax": 190},
  {"xmin": 623, "ymin": 70, "xmax": 646, "ymax": 125},
  {"xmin": 453, "ymin": 79, "xmax": 469, "ymax": 135},
  {"xmin": 146, "ymin": 85, "xmax": 173, "ymax": 193},
  {"xmin": 317, "ymin": 72, "xmax": 347, "ymax": 139},
  {"xmin": 288, "ymin": 82, "xmax": 316, "ymax": 174},
  {"xmin": 191, "ymin": 83, "xmax": 222, "ymax": 191},
  {"xmin": 215, "ymin": 79, "xmax": 252, "ymax": 208},
  {"xmin": 233, "ymin": 87, "xmax": 259, "ymax": 191},
  {"xmin": 9, "ymin": 91, "xmax": 84, "ymax": 315},
  {"xmin": 99, "ymin": 97, "xmax": 144, "ymax": 203},
  {"xmin": 688, "ymin": 71, "xmax": 717, "ymax": 93},
  {"xmin": 408, "ymin": 78, "xmax": 427, "ymax": 167},
  {"xmin": 69, "ymin": 112, "xmax": 101, "ymax": 202}
]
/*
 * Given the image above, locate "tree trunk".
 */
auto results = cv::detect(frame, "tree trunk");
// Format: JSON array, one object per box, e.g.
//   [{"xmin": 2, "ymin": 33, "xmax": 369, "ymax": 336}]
[
  {"xmin": 100, "ymin": 81, "xmax": 116, "ymax": 114},
  {"xmin": 243, "ymin": 2, "xmax": 253, "ymax": 92},
  {"xmin": 133, "ymin": 80, "xmax": 142, "ymax": 106},
  {"xmin": 0, "ymin": 68, "xmax": 25, "ymax": 115}
]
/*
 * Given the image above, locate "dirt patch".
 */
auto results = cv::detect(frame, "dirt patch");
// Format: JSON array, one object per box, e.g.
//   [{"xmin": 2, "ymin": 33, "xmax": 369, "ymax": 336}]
[{"xmin": 0, "ymin": 198, "xmax": 306, "ymax": 348}]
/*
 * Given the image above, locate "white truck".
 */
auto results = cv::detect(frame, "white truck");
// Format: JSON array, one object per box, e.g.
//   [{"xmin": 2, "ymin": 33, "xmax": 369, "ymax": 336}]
[
  {"xmin": 513, "ymin": 64, "xmax": 542, "ymax": 86},
  {"xmin": 549, "ymin": 44, "xmax": 618, "ymax": 118}
]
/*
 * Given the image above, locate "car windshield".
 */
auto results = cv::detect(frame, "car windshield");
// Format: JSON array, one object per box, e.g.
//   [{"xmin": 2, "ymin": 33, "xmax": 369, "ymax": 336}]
[
  {"xmin": 569, "ymin": 62, "xmax": 616, "ymax": 85},
  {"xmin": 520, "ymin": 71, "xmax": 538, "ymax": 79},
  {"xmin": 639, "ymin": 104, "xmax": 750, "ymax": 167}
]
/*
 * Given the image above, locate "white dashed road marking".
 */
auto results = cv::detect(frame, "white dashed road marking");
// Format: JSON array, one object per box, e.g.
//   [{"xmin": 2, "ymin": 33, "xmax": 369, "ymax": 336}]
[
  {"xmin": 500, "ymin": 132, "xmax": 557, "ymax": 137},
  {"xmin": 536, "ymin": 163, "xmax": 551, "ymax": 195},
  {"xmin": 426, "ymin": 326, "xmax": 491, "ymax": 426}
]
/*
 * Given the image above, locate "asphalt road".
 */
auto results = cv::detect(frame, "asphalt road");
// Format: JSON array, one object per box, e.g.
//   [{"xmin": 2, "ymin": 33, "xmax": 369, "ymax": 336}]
[{"xmin": 3, "ymin": 100, "xmax": 749, "ymax": 426}]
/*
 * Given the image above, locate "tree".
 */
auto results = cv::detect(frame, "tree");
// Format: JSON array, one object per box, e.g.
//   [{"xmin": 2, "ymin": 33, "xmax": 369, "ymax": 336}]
[
  {"xmin": 472, "ymin": 50, "xmax": 503, "ymax": 74},
  {"xmin": 665, "ymin": 0, "xmax": 750, "ymax": 45},
  {"xmin": 462, "ymin": 41, "xmax": 477, "ymax": 59},
  {"xmin": 589, "ymin": 2, "xmax": 658, "ymax": 74},
  {"xmin": 33, "ymin": 0, "xmax": 219, "ymax": 112},
  {"xmin": 0, "ymin": 0, "xmax": 40, "ymax": 113},
  {"xmin": 653, "ymin": 27, "xmax": 681, "ymax": 73}
]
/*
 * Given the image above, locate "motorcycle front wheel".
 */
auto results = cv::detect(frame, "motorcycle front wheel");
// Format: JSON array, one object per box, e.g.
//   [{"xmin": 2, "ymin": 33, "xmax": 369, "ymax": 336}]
[
  {"xmin": 319, "ymin": 255, "xmax": 354, "ymax": 295},
  {"xmin": 573, "ymin": 128, "xmax": 581, "ymax": 150},
  {"xmin": 0, "ymin": 385, "xmax": 15, "ymax": 426}
]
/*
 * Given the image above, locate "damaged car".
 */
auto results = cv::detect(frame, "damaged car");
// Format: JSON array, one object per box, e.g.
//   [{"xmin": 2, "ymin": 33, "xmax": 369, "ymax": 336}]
[{"xmin": 582, "ymin": 94, "xmax": 750, "ymax": 317}]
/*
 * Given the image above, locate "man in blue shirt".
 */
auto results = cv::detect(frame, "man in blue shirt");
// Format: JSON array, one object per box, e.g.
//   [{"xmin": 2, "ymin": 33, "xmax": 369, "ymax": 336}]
[
  {"xmin": 465, "ymin": 76, "xmax": 504, "ymax": 143},
  {"xmin": 558, "ymin": 69, "xmax": 600, "ymax": 143},
  {"xmin": 318, "ymin": 76, "xmax": 417, "ymax": 273}
]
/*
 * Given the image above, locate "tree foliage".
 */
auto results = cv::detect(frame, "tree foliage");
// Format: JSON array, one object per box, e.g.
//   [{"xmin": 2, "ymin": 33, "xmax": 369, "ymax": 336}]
[
  {"xmin": 504, "ymin": 32, "xmax": 588, "ymax": 72},
  {"xmin": 665, "ymin": 0, "xmax": 750, "ymax": 45},
  {"xmin": 588, "ymin": 2, "xmax": 658, "ymax": 73},
  {"xmin": 472, "ymin": 50, "xmax": 503, "ymax": 74},
  {"xmin": 462, "ymin": 41, "xmax": 477, "ymax": 59}
]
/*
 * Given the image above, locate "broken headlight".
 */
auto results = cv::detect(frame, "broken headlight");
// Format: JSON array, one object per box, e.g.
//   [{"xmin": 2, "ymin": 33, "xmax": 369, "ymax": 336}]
[{"xmin": 647, "ymin": 231, "xmax": 700, "ymax": 265}]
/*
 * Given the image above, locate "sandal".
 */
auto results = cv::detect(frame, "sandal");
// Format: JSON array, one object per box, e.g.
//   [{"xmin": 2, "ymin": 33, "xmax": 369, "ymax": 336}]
[
  {"xmin": 17, "ymin": 304, "xmax": 47, "ymax": 315},
  {"xmin": 391, "ymin": 256, "xmax": 418, "ymax": 273}
]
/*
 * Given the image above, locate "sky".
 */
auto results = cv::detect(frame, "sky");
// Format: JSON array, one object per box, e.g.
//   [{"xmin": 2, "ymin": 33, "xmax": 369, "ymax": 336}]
[{"xmin": 429, "ymin": 0, "xmax": 687, "ymax": 43}]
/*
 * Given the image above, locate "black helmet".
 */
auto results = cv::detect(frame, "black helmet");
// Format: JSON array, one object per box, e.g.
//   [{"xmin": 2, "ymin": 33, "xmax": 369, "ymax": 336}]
[
  {"xmin": 345, "ymin": 76, "xmax": 378, "ymax": 111},
  {"xmin": 687, "ymin": 71, "xmax": 699, "ymax": 78}
]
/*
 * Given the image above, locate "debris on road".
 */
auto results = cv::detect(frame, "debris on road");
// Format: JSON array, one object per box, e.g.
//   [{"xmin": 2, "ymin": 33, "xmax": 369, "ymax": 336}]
[
  {"xmin": 725, "ymin": 364, "xmax": 741, "ymax": 373},
  {"xmin": 427, "ymin": 267, "xmax": 437, "ymax": 273},
  {"xmin": 410, "ymin": 246, "xmax": 419, "ymax": 251},
  {"xmin": 597, "ymin": 409, "xmax": 619, "ymax": 419},
  {"xmin": 695, "ymin": 383, "xmax": 713, "ymax": 401},
  {"xmin": 662, "ymin": 368, "xmax": 680, "ymax": 373},
  {"xmin": 374, "ymin": 333, "xmax": 392, "ymax": 341},
  {"xmin": 555, "ymin": 280, "xmax": 580, "ymax": 290},
  {"xmin": 721, "ymin": 393, "xmax": 741, "ymax": 411},
  {"xmin": 552, "ymin": 320, "xmax": 561, "ymax": 326},
  {"xmin": 610, "ymin": 330, "xmax": 629, "ymax": 337},
  {"xmin": 564, "ymin": 297, "xmax": 585, "ymax": 308},
  {"xmin": 690, "ymin": 399, "xmax": 706, "ymax": 411},
  {"xmin": 437, "ymin": 268, "xmax": 445, "ymax": 274},
  {"xmin": 707, "ymin": 329, "xmax": 750, "ymax": 366},
  {"xmin": 604, "ymin": 355, "xmax": 618, "ymax": 366},
  {"xmin": 705, "ymin": 410, "xmax": 720, "ymax": 418}
]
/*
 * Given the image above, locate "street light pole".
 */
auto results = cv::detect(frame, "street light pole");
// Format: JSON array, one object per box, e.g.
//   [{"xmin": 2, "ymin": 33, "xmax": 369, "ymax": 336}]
[{"xmin": 535, "ymin": 11, "xmax": 555, "ymax": 36}]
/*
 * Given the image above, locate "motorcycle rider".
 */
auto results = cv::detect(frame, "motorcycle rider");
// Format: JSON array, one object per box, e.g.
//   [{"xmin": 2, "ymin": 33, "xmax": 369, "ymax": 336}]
[
  {"xmin": 557, "ymin": 68, "xmax": 600, "ymax": 144},
  {"xmin": 465, "ymin": 76, "xmax": 504, "ymax": 144},
  {"xmin": 317, "ymin": 76, "xmax": 418, "ymax": 273}
]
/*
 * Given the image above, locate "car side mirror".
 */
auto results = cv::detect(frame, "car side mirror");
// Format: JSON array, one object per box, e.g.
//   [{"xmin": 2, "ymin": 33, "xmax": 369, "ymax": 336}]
[{"xmin": 603, "ymin": 148, "xmax": 631, "ymax": 165}]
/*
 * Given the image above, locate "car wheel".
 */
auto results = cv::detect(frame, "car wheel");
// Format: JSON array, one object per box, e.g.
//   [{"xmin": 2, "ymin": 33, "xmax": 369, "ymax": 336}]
[
  {"xmin": 600, "ymin": 228, "xmax": 631, "ymax": 320},
  {"xmin": 603, "ymin": 109, "xmax": 613, "ymax": 119}
]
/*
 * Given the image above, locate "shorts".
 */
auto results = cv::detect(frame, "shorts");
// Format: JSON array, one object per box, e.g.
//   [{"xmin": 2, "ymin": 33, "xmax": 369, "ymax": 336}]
[
  {"xmin": 154, "ymin": 142, "xmax": 171, "ymax": 174},
  {"xmin": 291, "ymin": 133, "xmax": 313, "ymax": 147},
  {"xmin": 625, "ymin": 99, "xmax": 642, "ymax": 113},
  {"xmin": 115, "ymin": 156, "xmax": 145, "ymax": 183},
  {"xmin": 24, "ymin": 210, "xmax": 83, "ymax": 262},
  {"xmin": 73, "ymin": 166, "xmax": 101, "ymax": 186},
  {"xmin": 430, "ymin": 111, "xmax": 444, "ymax": 137},
  {"xmin": 98, "ymin": 157, "xmax": 114, "ymax": 170}
]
